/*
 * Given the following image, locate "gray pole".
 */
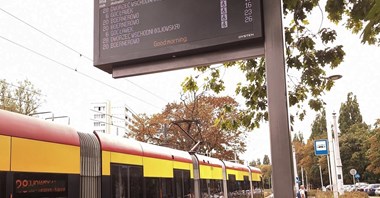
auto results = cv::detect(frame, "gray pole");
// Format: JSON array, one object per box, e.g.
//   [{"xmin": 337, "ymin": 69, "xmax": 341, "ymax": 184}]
[
  {"xmin": 301, "ymin": 166, "xmax": 304, "ymax": 185},
  {"xmin": 327, "ymin": 155, "xmax": 332, "ymax": 188},
  {"xmin": 292, "ymin": 145, "xmax": 299, "ymax": 191},
  {"xmin": 319, "ymin": 164, "xmax": 324, "ymax": 188},
  {"xmin": 328, "ymin": 129, "xmax": 338, "ymax": 198},
  {"xmin": 264, "ymin": 0, "xmax": 295, "ymax": 197},
  {"xmin": 333, "ymin": 112, "xmax": 344, "ymax": 195}
]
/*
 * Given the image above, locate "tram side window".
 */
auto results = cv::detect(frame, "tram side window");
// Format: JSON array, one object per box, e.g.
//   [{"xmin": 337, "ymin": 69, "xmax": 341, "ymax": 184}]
[
  {"xmin": 111, "ymin": 164, "xmax": 143, "ymax": 198},
  {"xmin": 227, "ymin": 174, "xmax": 237, "ymax": 194},
  {"xmin": 145, "ymin": 178, "xmax": 159, "ymax": 197},
  {"xmin": 174, "ymin": 170, "xmax": 192, "ymax": 198},
  {"xmin": 145, "ymin": 178, "xmax": 173, "ymax": 198},
  {"xmin": 0, "ymin": 172, "xmax": 5, "ymax": 198},
  {"xmin": 200, "ymin": 179, "xmax": 223, "ymax": 198},
  {"xmin": 243, "ymin": 176, "xmax": 250, "ymax": 191}
]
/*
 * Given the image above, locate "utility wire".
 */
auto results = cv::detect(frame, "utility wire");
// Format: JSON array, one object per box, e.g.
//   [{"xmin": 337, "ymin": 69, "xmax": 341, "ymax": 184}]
[
  {"xmin": 0, "ymin": 7, "xmax": 169, "ymax": 103},
  {"xmin": 0, "ymin": 35, "xmax": 161, "ymax": 115},
  {"xmin": 0, "ymin": 7, "xmax": 92, "ymax": 62},
  {"xmin": 123, "ymin": 79, "xmax": 168, "ymax": 103}
]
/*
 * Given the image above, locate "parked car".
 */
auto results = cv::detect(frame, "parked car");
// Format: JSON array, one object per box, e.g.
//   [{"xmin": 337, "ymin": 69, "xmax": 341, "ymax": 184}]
[
  {"xmin": 375, "ymin": 187, "xmax": 380, "ymax": 196},
  {"xmin": 365, "ymin": 184, "xmax": 380, "ymax": 196},
  {"xmin": 356, "ymin": 183, "xmax": 369, "ymax": 192},
  {"xmin": 343, "ymin": 185, "xmax": 355, "ymax": 192}
]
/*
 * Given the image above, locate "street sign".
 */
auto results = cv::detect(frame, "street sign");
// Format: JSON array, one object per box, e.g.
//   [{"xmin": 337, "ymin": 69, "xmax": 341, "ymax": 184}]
[
  {"xmin": 350, "ymin": 169, "xmax": 357, "ymax": 176},
  {"xmin": 314, "ymin": 139, "xmax": 328, "ymax": 156}
]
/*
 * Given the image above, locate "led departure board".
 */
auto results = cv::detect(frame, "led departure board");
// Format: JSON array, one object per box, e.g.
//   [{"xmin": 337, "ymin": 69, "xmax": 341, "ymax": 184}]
[
  {"xmin": 13, "ymin": 173, "xmax": 68, "ymax": 197},
  {"xmin": 94, "ymin": 0, "xmax": 263, "ymax": 76}
]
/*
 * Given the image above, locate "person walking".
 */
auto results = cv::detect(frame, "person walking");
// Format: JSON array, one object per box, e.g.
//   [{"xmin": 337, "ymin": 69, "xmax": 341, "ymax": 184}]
[{"xmin": 297, "ymin": 185, "xmax": 306, "ymax": 198}]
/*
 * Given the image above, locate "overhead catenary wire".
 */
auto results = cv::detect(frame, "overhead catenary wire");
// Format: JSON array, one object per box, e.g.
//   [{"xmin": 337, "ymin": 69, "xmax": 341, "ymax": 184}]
[
  {"xmin": 0, "ymin": 7, "xmax": 92, "ymax": 62},
  {"xmin": 0, "ymin": 35, "xmax": 161, "ymax": 117},
  {"xmin": 0, "ymin": 7, "xmax": 170, "ymax": 103}
]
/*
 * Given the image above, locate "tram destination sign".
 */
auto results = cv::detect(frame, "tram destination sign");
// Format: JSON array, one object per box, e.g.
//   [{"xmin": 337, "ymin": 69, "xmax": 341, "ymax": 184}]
[{"xmin": 94, "ymin": 0, "xmax": 264, "ymax": 77}]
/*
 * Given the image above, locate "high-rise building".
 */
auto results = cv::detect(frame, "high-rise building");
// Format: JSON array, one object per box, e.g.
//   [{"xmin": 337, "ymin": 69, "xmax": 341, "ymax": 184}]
[{"xmin": 90, "ymin": 101, "xmax": 133, "ymax": 137}]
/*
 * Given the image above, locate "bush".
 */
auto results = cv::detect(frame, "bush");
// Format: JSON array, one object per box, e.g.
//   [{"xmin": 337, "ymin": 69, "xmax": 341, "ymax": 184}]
[{"xmin": 315, "ymin": 191, "xmax": 369, "ymax": 198}]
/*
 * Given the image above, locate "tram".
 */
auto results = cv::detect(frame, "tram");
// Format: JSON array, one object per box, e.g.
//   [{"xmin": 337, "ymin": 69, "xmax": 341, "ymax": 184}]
[{"xmin": 0, "ymin": 109, "xmax": 264, "ymax": 198}]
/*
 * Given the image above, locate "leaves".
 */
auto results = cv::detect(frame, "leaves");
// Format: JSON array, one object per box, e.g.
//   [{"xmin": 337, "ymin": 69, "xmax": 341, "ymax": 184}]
[
  {"xmin": 338, "ymin": 92, "xmax": 364, "ymax": 134},
  {"xmin": 129, "ymin": 94, "xmax": 246, "ymax": 161},
  {"xmin": 0, "ymin": 79, "xmax": 43, "ymax": 115}
]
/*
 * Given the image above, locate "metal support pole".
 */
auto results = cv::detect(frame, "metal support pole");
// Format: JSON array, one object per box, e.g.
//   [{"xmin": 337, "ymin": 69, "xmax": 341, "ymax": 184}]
[
  {"xmin": 292, "ymin": 145, "xmax": 299, "ymax": 191},
  {"xmin": 264, "ymin": 0, "xmax": 295, "ymax": 196},
  {"xmin": 305, "ymin": 170, "xmax": 309, "ymax": 190},
  {"xmin": 319, "ymin": 164, "xmax": 324, "ymax": 189},
  {"xmin": 333, "ymin": 112, "xmax": 344, "ymax": 195},
  {"xmin": 328, "ymin": 128, "xmax": 338, "ymax": 198},
  {"xmin": 327, "ymin": 155, "xmax": 332, "ymax": 189},
  {"xmin": 301, "ymin": 166, "xmax": 304, "ymax": 186}
]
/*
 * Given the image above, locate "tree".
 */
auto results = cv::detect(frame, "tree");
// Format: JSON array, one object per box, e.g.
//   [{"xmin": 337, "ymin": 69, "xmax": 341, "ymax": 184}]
[
  {"xmin": 338, "ymin": 92, "xmax": 363, "ymax": 134},
  {"xmin": 366, "ymin": 119, "xmax": 380, "ymax": 175},
  {"xmin": 249, "ymin": 160, "xmax": 257, "ymax": 167},
  {"xmin": 181, "ymin": 1, "xmax": 380, "ymax": 130},
  {"xmin": 339, "ymin": 123, "xmax": 371, "ymax": 183},
  {"xmin": 258, "ymin": 164, "xmax": 272, "ymax": 189},
  {"xmin": 0, "ymin": 79, "xmax": 43, "ymax": 115},
  {"xmin": 256, "ymin": 158, "xmax": 261, "ymax": 166},
  {"xmin": 263, "ymin": 154, "xmax": 271, "ymax": 165},
  {"xmin": 324, "ymin": 0, "xmax": 380, "ymax": 45},
  {"xmin": 310, "ymin": 109, "xmax": 327, "ymax": 140},
  {"xmin": 129, "ymin": 93, "xmax": 246, "ymax": 161}
]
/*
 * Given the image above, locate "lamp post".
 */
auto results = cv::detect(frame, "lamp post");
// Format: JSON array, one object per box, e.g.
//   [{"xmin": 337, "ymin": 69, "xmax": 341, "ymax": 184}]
[
  {"xmin": 322, "ymin": 74, "xmax": 342, "ymax": 198},
  {"xmin": 333, "ymin": 111, "xmax": 344, "ymax": 194},
  {"xmin": 327, "ymin": 125, "xmax": 338, "ymax": 198},
  {"xmin": 292, "ymin": 145, "xmax": 299, "ymax": 191}
]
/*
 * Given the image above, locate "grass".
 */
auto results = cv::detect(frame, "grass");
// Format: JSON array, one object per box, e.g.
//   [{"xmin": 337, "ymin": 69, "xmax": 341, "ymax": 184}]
[{"xmin": 314, "ymin": 191, "xmax": 369, "ymax": 198}]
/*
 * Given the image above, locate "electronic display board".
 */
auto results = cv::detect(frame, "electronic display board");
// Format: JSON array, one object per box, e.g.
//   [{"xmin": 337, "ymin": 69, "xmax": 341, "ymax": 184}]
[
  {"xmin": 94, "ymin": 0, "xmax": 264, "ymax": 77},
  {"xmin": 13, "ymin": 173, "xmax": 68, "ymax": 197}
]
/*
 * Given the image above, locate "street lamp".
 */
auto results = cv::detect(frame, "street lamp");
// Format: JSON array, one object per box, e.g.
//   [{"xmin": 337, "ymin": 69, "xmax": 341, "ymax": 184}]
[
  {"xmin": 333, "ymin": 111, "xmax": 344, "ymax": 194},
  {"xmin": 322, "ymin": 74, "xmax": 343, "ymax": 198}
]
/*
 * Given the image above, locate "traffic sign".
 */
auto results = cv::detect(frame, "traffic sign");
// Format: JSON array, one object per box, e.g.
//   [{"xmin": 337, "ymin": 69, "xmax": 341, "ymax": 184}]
[
  {"xmin": 350, "ymin": 169, "xmax": 357, "ymax": 176},
  {"xmin": 314, "ymin": 139, "xmax": 328, "ymax": 156},
  {"xmin": 355, "ymin": 173, "xmax": 360, "ymax": 179}
]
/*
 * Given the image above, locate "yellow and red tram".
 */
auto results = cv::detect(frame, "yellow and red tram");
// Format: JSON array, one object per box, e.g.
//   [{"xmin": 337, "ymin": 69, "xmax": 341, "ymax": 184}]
[{"xmin": 0, "ymin": 109, "xmax": 263, "ymax": 198}]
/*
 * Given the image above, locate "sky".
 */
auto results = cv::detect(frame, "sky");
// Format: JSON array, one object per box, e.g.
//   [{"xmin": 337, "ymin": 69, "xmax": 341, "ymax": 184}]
[{"xmin": 1, "ymin": 0, "xmax": 380, "ymax": 163}]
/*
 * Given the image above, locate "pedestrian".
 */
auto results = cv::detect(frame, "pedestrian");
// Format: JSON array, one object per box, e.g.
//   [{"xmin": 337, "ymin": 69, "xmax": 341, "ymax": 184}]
[{"xmin": 296, "ymin": 185, "xmax": 306, "ymax": 198}]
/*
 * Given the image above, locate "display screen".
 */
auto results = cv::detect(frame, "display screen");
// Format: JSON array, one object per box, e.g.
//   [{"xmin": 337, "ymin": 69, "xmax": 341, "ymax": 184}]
[
  {"xmin": 94, "ymin": 0, "xmax": 263, "ymax": 67},
  {"xmin": 13, "ymin": 173, "xmax": 68, "ymax": 197}
]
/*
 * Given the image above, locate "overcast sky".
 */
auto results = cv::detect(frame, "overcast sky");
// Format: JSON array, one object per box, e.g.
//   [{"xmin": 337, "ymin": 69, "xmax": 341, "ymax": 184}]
[{"xmin": 1, "ymin": 0, "xmax": 380, "ymax": 163}]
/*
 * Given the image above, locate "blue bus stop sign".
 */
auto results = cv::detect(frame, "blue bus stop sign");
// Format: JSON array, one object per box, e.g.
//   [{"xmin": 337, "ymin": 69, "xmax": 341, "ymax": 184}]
[{"xmin": 314, "ymin": 139, "xmax": 328, "ymax": 156}]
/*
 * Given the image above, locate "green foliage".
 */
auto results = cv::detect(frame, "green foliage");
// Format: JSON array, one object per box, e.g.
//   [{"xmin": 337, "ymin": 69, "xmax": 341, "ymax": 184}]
[
  {"xmin": 256, "ymin": 158, "xmax": 261, "ymax": 166},
  {"xmin": 181, "ymin": 1, "xmax": 356, "ymax": 130},
  {"xmin": 366, "ymin": 119, "xmax": 380, "ymax": 175},
  {"xmin": 324, "ymin": 0, "xmax": 380, "ymax": 45},
  {"xmin": 338, "ymin": 92, "xmax": 363, "ymax": 134},
  {"xmin": 339, "ymin": 123, "xmax": 370, "ymax": 183},
  {"xmin": 257, "ymin": 164, "xmax": 272, "ymax": 189},
  {"xmin": 263, "ymin": 154, "xmax": 271, "ymax": 165},
  {"xmin": 0, "ymin": 79, "xmax": 43, "ymax": 115},
  {"xmin": 310, "ymin": 109, "xmax": 327, "ymax": 139}
]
